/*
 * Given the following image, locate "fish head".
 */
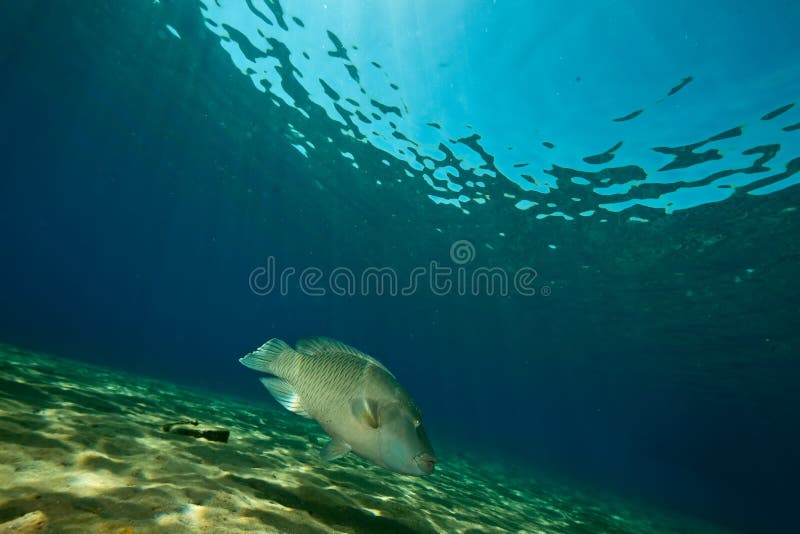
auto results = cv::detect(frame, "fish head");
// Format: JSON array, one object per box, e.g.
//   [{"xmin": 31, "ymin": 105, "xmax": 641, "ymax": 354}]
[{"xmin": 377, "ymin": 401, "xmax": 436, "ymax": 476}]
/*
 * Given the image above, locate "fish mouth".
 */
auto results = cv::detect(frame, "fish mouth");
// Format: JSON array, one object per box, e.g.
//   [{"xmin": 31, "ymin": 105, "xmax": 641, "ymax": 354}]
[{"xmin": 414, "ymin": 452, "xmax": 436, "ymax": 474}]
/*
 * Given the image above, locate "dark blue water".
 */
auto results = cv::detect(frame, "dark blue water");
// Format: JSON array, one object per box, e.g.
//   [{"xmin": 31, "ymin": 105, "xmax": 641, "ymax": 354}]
[{"xmin": 2, "ymin": 2, "xmax": 799, "ymax": 532}]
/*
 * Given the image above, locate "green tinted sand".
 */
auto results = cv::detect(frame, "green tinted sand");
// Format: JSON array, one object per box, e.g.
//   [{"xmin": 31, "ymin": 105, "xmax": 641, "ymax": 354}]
[{"xmin": 0, "ymin": 345, "xmax": 728, "ymax": 533}]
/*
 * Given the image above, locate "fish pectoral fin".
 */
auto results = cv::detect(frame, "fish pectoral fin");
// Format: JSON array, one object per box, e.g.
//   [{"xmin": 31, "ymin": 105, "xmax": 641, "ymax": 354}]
[
  {"xmin": 351, "ymin": 398, "xmax": 380, "ymax": 429},
  {"xmin": 320, "ymin": 438, "xmax": 351, "ymax": 461},
  {"xmin": 259, "ymin": 377, "xmax": 311, "ymax": 419}
]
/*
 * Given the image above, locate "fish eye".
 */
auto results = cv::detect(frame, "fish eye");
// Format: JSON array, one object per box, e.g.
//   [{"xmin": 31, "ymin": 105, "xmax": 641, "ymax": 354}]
[{"xmin": 413, "ymin": 418, "xmax": 420, "ymax": 427}]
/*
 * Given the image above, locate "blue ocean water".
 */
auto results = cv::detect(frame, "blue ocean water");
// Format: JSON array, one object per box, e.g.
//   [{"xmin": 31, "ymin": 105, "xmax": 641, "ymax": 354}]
[{"xmin": 1, "ymin": 1, "xmax": 799, "ymax": 532}]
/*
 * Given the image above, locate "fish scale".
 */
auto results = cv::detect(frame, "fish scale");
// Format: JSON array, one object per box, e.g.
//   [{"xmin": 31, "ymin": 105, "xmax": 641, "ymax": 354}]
[{"xmin": 293, "ymin": 350, "xmax": 368, "ymax": 419}]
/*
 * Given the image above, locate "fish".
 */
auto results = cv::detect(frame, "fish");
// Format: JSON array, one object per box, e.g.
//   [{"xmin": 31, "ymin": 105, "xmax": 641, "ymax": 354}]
[{"xmin": 239, "ymin": 337, "xmax": 436, "ymax": 476}]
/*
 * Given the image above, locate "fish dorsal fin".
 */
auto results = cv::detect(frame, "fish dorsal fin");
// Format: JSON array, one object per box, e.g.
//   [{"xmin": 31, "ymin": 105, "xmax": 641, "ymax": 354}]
[
  {"xmin": 296, "ymin": 337, "xmax": 362, "ymax": 356},
  {"xmin": 351, "ymin": 398, "xmax": 380, "ymax": 429},
  {"xmin": 320, "ymin": 438, "xmax": 352, "ymax": 461},
  {"xmin": 259, "ymin": 377, "xmax": 311, "ymax": 419},
  {"xmin": 296, "ymin": 337, "xmax": 395, "ymax": 377}
]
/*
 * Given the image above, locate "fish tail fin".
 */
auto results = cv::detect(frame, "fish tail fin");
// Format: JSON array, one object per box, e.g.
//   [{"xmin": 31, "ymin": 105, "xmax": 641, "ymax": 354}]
[{"xmin": 239, "ymin": 338, "xmax": 294, "ymax": 374}]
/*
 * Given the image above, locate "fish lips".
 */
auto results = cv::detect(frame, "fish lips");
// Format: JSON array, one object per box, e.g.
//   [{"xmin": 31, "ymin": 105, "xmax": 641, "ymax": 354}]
[{"xmin": 414, "ymin": 452, "xmax": 436, "ymax": 475}]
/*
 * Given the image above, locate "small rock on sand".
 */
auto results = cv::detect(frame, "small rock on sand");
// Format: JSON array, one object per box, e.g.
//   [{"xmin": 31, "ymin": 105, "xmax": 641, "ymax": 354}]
[{"xmin": 0, "ymin": 511, "xmax": 48, "ymax": 533}]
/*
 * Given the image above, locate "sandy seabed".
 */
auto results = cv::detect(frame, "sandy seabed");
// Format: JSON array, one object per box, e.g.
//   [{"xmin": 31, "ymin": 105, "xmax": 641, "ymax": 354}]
[{"xmin": 0, "ymin": 344, "xmax": 729, "ymax": 533}]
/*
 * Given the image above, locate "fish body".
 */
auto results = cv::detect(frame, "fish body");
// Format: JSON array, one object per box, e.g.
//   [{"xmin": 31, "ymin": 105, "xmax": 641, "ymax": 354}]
[{"xmin": 239, "ymin": 337, "xmax": 436, "ymax": 476}]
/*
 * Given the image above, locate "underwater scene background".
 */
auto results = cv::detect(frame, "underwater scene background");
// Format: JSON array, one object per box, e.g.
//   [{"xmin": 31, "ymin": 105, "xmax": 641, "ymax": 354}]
[{"xmin": 1, "ymin": 1, "xmax": 799, "ymax": 532}]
